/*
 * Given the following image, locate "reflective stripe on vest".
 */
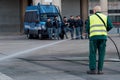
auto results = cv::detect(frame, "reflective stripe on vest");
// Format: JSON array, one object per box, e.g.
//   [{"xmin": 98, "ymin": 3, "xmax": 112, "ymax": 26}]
[{"xmin": 90, "ymin": 13, "xmax": 107, "ymax": 37}]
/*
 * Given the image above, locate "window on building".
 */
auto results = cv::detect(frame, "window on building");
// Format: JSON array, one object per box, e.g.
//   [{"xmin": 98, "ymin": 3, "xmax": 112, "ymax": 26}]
[{"xmin": 108, "ymin": 0, "xmax": 120, "ymax": 27}]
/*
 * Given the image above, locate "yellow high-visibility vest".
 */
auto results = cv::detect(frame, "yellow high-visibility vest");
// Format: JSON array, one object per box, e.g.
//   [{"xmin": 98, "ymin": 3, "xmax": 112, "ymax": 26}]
[{"xmin": 90, "ymin": 13, "xmax": 107, "ymax": 37}]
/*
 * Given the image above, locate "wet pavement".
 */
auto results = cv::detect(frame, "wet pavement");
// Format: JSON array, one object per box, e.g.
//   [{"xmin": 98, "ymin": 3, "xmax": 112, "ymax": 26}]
[{"xmin": 0, "ymin": 34, "xmax": 119, "ymax": 80}]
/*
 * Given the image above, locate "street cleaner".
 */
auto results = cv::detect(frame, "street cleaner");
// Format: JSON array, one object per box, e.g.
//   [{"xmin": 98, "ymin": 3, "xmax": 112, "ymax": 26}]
[{"xmin": 86, "ymin": 6, "xmax": 113, "ymax": 74}]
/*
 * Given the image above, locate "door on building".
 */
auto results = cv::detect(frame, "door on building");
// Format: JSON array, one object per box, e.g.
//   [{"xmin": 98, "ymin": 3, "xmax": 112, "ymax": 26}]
[
  {"xmin": 61, "ymin": 0, "xmax": 88, "ymax": 19},
  {"xmin": 0, "ymin": 0, "xmax": 20, "ymax": 33},
  {"xmin": 61, "ymin": 0, "xmax": 81, "ymax": 18}
]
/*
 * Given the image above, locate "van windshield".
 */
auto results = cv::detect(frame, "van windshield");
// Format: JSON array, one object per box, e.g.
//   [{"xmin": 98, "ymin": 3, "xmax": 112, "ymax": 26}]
[
  {"xmin": 40, "ymin": 13, "xmax": 61, "ymax": 22},
  {"xmin": 24, "ymin": 11, "xmax": 38, "ymax": 22},
  {"xmin": 24, "ymin": 12, "xmax": 61, "ymax": 22}
]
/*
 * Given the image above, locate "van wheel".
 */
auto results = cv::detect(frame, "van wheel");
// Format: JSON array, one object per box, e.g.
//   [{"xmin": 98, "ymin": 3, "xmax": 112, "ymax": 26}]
[
  {"xmin": 59, "ymin": 33, "xmax": 64, "ymax": 40},
  {"xmin": 38, "ymin": 33, "xmax": 42, "ymax": 40},
  {"xmin": 27, "ymin": 33, "xmax": 32, "ymax": 39}
]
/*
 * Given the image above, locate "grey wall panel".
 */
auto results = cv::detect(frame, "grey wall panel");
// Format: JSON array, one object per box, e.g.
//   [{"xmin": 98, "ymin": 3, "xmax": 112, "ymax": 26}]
[
  {"xmin": 0, "ymin": 0, "xmax": 20, "ymax": 33},
  {"xmin": 61, "ymin": 0, "xmax": 80, "ymax": 18}
]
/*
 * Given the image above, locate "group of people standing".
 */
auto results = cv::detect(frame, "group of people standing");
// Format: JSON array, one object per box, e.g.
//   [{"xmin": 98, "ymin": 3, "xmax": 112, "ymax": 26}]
[
  {"xmin": 45, "ymin": 16, "xmax": 60, "ymax": 40},
  {"xmin": 62, "ymin": 15, "xmax": 83, "ymax": 40},
  {"xmin": 45, "ymin": 15, "xmax": 84, "ymax": 40}
]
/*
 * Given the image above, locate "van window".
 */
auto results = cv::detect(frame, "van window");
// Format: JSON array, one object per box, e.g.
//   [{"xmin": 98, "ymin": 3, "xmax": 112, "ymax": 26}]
[
  {"xmin": 40, "ymin": 13, "xmax": 61, "ymax": 22},
  {"xmin": 24, "ymin": 11, "xmax": 38, "ymax": 23}
]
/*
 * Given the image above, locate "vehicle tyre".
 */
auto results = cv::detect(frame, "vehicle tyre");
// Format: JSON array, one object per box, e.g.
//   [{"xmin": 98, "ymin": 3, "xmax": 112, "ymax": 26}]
[
  {"xmin": 27, "ymin": 33, "xmax": 33, "ymax": 39},
  {"xmin": 38, "ymin": 32, "xmax": 42, "ymax": 40}
]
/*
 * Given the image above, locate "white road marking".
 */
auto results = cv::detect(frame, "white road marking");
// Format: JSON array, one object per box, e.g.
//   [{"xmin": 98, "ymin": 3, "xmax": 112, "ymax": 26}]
[
  {"xmin": 0, "ymin": 40, "xmax": 67, "ymax": 61},
  {"xmin": 0, "ymin": 72, "xmax": 13, "ymax": 80},
  {"xmin": 0, "ymin": 39, "xmax": 88, "ymax": 80}
]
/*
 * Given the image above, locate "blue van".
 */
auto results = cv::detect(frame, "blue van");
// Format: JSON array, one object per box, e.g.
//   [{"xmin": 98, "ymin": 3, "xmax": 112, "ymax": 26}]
[{"xmin": 24, "ymin": 3, "xmax": 62, "ymax": 39}]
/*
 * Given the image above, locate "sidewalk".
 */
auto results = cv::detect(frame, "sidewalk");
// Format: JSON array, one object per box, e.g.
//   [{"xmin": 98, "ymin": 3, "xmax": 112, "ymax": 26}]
[
  {"xmin": 0, "ymin": 34, "xmax": 119, "ymax": 80},
  {"xmin": 0, "ymin": 34, "xmax": 26, "ymax": 40}
]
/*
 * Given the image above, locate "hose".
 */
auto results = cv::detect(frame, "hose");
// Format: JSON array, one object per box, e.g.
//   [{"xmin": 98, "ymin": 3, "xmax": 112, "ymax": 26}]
[{"xmin": 108, "ymin": 36, "xmax": 120, "ymax": 59}]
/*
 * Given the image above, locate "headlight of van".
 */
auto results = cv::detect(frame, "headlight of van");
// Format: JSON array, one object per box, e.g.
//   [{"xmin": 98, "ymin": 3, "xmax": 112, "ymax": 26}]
[
  {"xmin": 34, "ymin": 27, "xmax": 41, "ymax": 30},
  {"xmin": 34, "ymin": 27, "xmax": 38, "ymax": 30},
  {"xmin": 38, "ymin": 27, "xmax": 42, "ymax": 30},
  {"xmin": 42, "ymin": 25, "xmax": 46, "ymax": 29}
]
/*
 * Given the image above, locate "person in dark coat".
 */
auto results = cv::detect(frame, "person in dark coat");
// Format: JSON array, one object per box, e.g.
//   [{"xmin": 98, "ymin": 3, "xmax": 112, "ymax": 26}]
[
  {"xmin": 68, "ymin": 16, "xmax": 75, "ymax": 40},
  {"xmin": 78, "ymin": 15, "xmax": 83, "ymax": 39},
  {"xmin": 45, "ymin": 18, "xmax": 53, "ymax": 39},
  {"xmin": 53, "ymin": 16, "xmax": 60, "ymax": 40},
  {"xmin": 62, "ymin": 16, "xmax": 69, "ymax": 39},
  {"xmin": 74, "ymin": 16, "xmax": 83, "ymax": 39}
]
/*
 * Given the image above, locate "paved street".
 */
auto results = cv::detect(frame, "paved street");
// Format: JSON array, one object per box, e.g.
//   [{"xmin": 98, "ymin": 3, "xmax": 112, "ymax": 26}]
[{"xmin": 0, "ymin": 34, "xmax": 120, "ymax": 80}]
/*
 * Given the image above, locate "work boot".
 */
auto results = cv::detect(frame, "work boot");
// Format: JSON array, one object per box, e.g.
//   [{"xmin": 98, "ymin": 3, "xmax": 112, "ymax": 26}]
[
  {"xmin": 87, "ymin": 70, "xmax": 97, "ymax": 74},
  {"xmin": 98, "ymin": 71, "xmax": 104, "ymax": 74}
]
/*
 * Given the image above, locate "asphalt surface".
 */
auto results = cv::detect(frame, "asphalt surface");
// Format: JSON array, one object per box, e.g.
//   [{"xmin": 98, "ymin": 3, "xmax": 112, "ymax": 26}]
[{"xmin": 0, "ymin": 34, "xmax": 120, "ymax": 80}]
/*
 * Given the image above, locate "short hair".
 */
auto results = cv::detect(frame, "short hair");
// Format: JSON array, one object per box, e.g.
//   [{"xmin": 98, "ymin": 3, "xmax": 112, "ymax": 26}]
[
  {"xmin": 54, "ymin": 16, "xmax": 57, "ymax": 18},
  {"xmin": 93, "ymin": 6, "xmax": 101, "ymax": 12},
  {"xmin": 47, "ymin": 17, "xmax": 50, "ymax": 19},
  {"xmin": 63, "ymin": 16, "xmax": 66, "ymax": 18},
  {"xmin": 70, "ymin": 15, "xmax": 73, "ymax": 17}
]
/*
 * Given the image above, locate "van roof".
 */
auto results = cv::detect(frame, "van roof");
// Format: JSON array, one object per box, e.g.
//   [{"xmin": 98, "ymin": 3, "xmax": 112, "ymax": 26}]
[
  {"xmin": 40, "ymin": 5, "xmax": 58, "ymax": 13},
  {"xmin": 26, "ymin": 6, "xmax": 38, "ymax": 12},
  {"xmin": 26, "ymin": 5, "xmax": 59, "ymax": 14}
]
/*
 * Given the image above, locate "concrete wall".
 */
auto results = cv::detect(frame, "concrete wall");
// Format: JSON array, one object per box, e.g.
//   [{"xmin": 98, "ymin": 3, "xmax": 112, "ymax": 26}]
[
  {"xmin": 61, "ymin": 0, "xmax": 80, "ymax": 18},
  {"xmin": 33, "ymin": 0, "xmax": 61, "ymax": 11},
  {"xmin": 0, "ymin": 0, "xmax": 20, "ymax": 33},
  {"xmin": 81, "ymin": 0, "xmax": 88, "ymax": 21},
  {"xmin": 33, "ymin": 0, "xmax": 42, "ymax": 5},
  {"xmin": 20, "ymin": 0, "xmax": 28, "ymax": 33}
]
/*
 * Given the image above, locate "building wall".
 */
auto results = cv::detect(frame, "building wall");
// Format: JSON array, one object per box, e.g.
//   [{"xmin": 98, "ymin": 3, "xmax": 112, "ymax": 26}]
[
  {"xmin": 0, "ymin": 0, "xmax": 20, "ymax": 33},
  {"xmin": 1, "ymin": 0, "xmax": 118, "ymax": 34},
  {"xmin": 33, "ymin": 0, "xmax": 42, "ymax": 5},
  {"xmin": 20, "ymin": 0, "xmax": 28, "ymax": 33},
  {"xmin": 33, "ymin": 0, "xmax": 61, "ymax": 11},
  {"xmin": 89, "ymin": 0, "xmax": 120, "ymax": 24},
  {"xmin": 61, "ymin": 0, "xmax": 80, "ymax": 18},
  {"xmin": 33, "ymin": 0, "xmax": 81, "ymax": 18}
]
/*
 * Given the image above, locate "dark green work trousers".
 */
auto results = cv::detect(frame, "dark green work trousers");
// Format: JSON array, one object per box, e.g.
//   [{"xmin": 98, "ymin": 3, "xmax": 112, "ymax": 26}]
[{"xmin": 89, "ymin": 39, "xmax": 106, "ymax": 71}]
